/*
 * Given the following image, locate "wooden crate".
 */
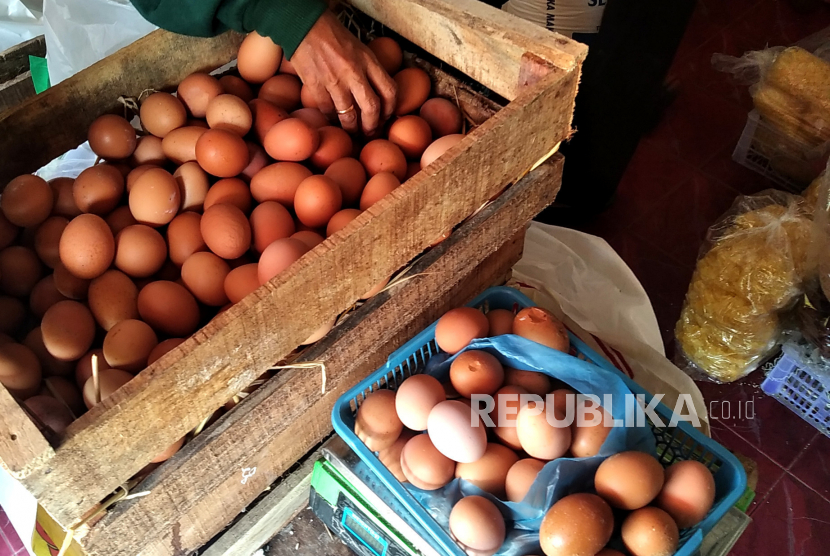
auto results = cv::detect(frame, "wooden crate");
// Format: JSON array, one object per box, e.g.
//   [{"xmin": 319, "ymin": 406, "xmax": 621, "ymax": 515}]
[
  {"xmin": 0, "ymin": 1, "xmax": 585, "ymax": 554},
  {"xmin": 0, "ymin": 35, "xmax": 44, "ymax": 113}
]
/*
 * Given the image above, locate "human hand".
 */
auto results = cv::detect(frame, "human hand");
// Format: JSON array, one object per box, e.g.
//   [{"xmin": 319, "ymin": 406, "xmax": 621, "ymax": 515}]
[{"xmin": 290, "ymin": 11, "xmax": 397, "ymax": 135}]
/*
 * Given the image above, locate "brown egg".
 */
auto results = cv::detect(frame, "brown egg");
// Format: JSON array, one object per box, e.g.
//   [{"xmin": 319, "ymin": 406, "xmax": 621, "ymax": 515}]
[
  {"xmin": 355, "ymin": 389, "xmax": 403, "ymax": 451},
  {"xmin": 224, "ymin": 263, "xmax": 259, "ymax": 303},
  {"xmin": 129, "ymin": 168, "xmax": 181, "ymax": 227},
  {"xmin": 448, "ymin": 496, "xmax": 505, "ymax": 556},
  {"xmin": 395, "ymin": 374, "xmax": 446, "ymax": 431},
  {"xmin": 137, "ymin": 281, "xmax": 200, "ymax": 336},
  {"xmin": 377, "ymin": 429, "xmax": 415, "ymax": 482},
  {"xmin": 237, "ymin": 31, "xmax": 282, "ymax": 83},
  {"xmin": 88, "ymin": 269, "xmax": 139, "ymax": 331},
  {"xmin": 294, "ymin": 175, "xmax": 343, "ymax": 228},
  {"xmin": 258, "ymin": 74, "xmax": 302, "ymax": 111},
  {"xmin": 75, "ymin": 349, "xmax": 108, "ymax": 388},
  {"xmin": 450, "ymin": 350, "xmax": 504, "ymax": 397},
  {"xmin": 427, "ymin": 400, "xmax": 488, "ymax": 463},
  {"xmin": 290, "ymin": 230, "xmax": 325, "ymax": 249},
  {"xmin": 114, "ymin": 225, "xmax": 167, "ymax": 278},
  {"xmin": 140, "ymin": 92, "xmax": 187, "ymax": 138},
  {"xmin": 388, "ymin": 116, "xmax": 433, "ymax": 159},
  {"xmin": 30, "ymin": 276, "xmax": 68, "ymax": 318},
  {"xmin": 0, "ymin": 343, "xmax": 42, "ymax": 398},
  {"xmin": 126, "ymin": 164, "xmax": 158, "ymax": 193},
  {"xmin": 655, "ymin": 460, "xmax": 716, "ymax": 528},
  {"xmin": 571, "ymin": 399, "xmax": 613, "ymax": 458},
  {"xmin": 147, "ymin": 337, "xmax": 185, "ymax": 366},
  {"xmin": 103, "ymin": 207, "xmax": 137, "ymax": 238},
  {"xmin": 368, "ymin": 37, "xmax": 403, "ymax": 74},
  {"xmin": 251, "ymin": 162, "xmax": 312, "ymax": 207},
  {"xmin": 88, "ymin": 114, "xmax": 137, "ymax": 160},
  {"xmin": 204, "ymin": 178, "xmax": 253, "ymax": 213},
  {"xmin": 103, "ymin": 319, "xmax": 158, "ymax": 372},
  {"xmin": 49, "ymin": 177, "xmax": 81, "ymax": 218},
  {"xmin": 24, "ymin": 395, "xmax": 73, "ymax": 433},
  {"xmin": 360, "ymin": 140, "xmax": 407, "ymax": 180},
  {"xmin": 241, "ymin": 142, "xmax": 270, "ymax": 183},
  {"xmin": 486, "ymin": 309, "xmax": 514, "ymax": 336},
  {"xmin": 1, "ymin": 174, "xmax": 53, "ymax": 227},
  {"xmin": 195, "ymin": 129, "xmax": 250, "ymax": 178},
  {"xmin": 299, "ymin": 84, "xmax": 317, "ymax": 109},
  {"xmin": 82, "ymin": 368, "xmax": 133, "ymax": 408},
  {"xmin": 394, "ymin": 68, "xmax": 431, "ymax": 116},
  {"xmin": 43, "ymin": 376, "xmax": 85, "ymax": 416},
  {"xmin": 263, "ymin": 118, "xmax": 320, "ymax": 162},
  {"xmin": 325, "ymin": 208, "xmax": 361, "ymax": 237},
  {"xmin": 0, "ymin": 213, "xmax": 18, "ymax": 251},
  {"xmin": 420, "ymin": 98, "xmax": 464, "ymax": 138},
  {"xmin": 310, "ymin": 127, "xmax": 353, "ymax": 170},
  {"xmin": 167, "ymin": 212, "xmax": 206, "ymax": 266},
  {"xmin": 361, "ymin": 276, "xmax": 389, "ymax": 300},
  {"xmin": 33, "ymin": 216, "xmax": 68, "ymax": 269},
  {"xmin": 621, "ymin": 507, "xmax": 679, "ymax": 556},
  {"xmin": 540, "ymin": 494, "xmax": 614, "ymax": 556},
  {"xmin": 401, "ymin": 433, "xmax": 455, "ymax": 489},
  {"xmin": 172, "ymin": 162, "xmax": 210, "ymax": 212},
  {"xmin": 206, "ymin": 94, "xmax": 253, "ymax": 136},
  {"xmin": 421, "ymin": 134, "xmax": 464, "ymax": 169},
  {"xmin": 455, "ymin": 443, "xmax": 518, "ymax": 498},
  {"xmin": 0, "ymin": 296, "xmax": 25, "ymax": 335},
  {"xmin": 25, "ymin": 327, "xmax": 74, "ymax": 377},
  {"xmin": 435, "ymin": 307, "xmax": 489, "ymax": 354},
  {"xmin": 250, "ymin": 201, "xmax": 295, "ymax": 252},
  {"xmin": 291, "ymin": 107, "xmax": 330, "ymax": 129},
  {"xmin": 177, "ymin": 73, "xmax": 223, "ymax": 118},
  {"xmin": 41, "ymin": 300, "xmax": 96, "ymax": 361},
  {"xmin": 181, "ymin": 252, "xmax": 230, "ymax": 306},
  {"xmin": 505, "ymin": 457, "xmax": 545, "ymax": 502},
  {"xmin": 72, "ymin": 164, "xmax": 124, "ymax": 215},
  {"xmin": 130, "ymin": 135, "xmax": 166, "ymax": 166},
  {"xmin": 504, "ymin": 367, "xmax": 551, "ymax": 397},
  {"xmin": 219, "ymin": 75, "xmax": 254, "ymax": 102},
  {"xmin": 162, "ymin": 126, "xmax": 208, "ymax": 164},
  {"xmin": 595, "ymin": 451, "xmax": 665, "ymax": 510},
  {"xmin": 250, "ymin": 99, "xmax": 289, "ymax": 143},
  {"xmin": 359, "ymin": 172, "xmax": 400, "ymax": 211},
  {"xmin": 257, "ymin": 238, "xmax": 309, "ymax": 284},
  {"xmin": 491, "ymin": 384, "xmax": 526, "ymax": 450},
  {"xmin": 517, "ymin": 398, "xmax": 571, "ymax": 460},
  {"xmin": 201, "ymin": 203, "xmax": 251, "ymax": 259},
  {"xmin": 300, "ymin": 318, "xmax": 335, "ymax": 345},
  {"xmin": 53, "ymin": 262, "xmax": 90, "ymax": 299},
  {"xmin": 513, "ymin": 307, "xmax": 569, "ymax": 352},
  {"xmin": 0, "ymin": 246, "xmax": 41, "ymax": 296},
  {"xmin": 324, "ymin": 157, "xmax": 367, "ymax": 206}
]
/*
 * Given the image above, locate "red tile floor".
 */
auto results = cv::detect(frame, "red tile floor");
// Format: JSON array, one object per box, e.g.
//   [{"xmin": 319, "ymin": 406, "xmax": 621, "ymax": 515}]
[{"xmin": 578, "ymin": 0, "xmax": 830, "ymax": 553}]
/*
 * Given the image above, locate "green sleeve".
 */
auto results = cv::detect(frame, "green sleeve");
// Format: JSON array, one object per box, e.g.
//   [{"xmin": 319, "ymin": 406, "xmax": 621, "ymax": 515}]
[{"xmin": 130, "ymin": 0, "xmax": 327, "ymax": 59}]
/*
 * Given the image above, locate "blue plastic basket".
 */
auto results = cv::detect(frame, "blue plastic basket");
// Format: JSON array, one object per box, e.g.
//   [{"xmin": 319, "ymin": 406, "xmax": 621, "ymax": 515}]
[
  {"xmin": 332, "ymin": 287, "xmax": 747, "ymax": 556},
  {"xmin": 761, "ymin": 352, "xmax": 830, "ymax": 438}
]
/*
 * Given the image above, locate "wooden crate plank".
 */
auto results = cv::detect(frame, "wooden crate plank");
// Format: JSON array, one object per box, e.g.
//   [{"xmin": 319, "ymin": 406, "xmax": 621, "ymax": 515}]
[
  {"xmin": 0, "ymin": 70, "xmax": 36, "ymax": 113},
  {"xmin": 17, "ymin": 64, "xmax": 575, "ymax": 528},
  {"xmin": 80, "ymin": 156, "xmax": 563, "ymax": 556},
  {"xmin": 0, "ymin": 30, "xmax": 242, "ymax": 188},
  {"xmin": 350, "ymin": 0, "xmax": 587, "ymax": 100},
  {"xmin": 0, "ymin": 387, "xmax": 53, "ymax": 475},
  {"xmin": 0, "ymin": 35, "xmax": 45, "ymax": 83}
]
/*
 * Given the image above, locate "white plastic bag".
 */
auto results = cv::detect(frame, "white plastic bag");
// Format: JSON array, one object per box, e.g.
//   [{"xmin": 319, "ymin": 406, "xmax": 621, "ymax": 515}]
[
  {"xmin": 511, "ymin": 223, "xmax": 710, "ymax": 434},
  {"xmin": 42, "ymin": 0, "xmax": 155, "ymax": 85},
  {"xmin": 0, "ymin": 0, "xmax": 43, "ymax": 52}
]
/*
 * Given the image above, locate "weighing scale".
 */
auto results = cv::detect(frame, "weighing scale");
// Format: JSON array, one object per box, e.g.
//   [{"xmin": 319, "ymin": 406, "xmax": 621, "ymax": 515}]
[{"xmin": 309, "ymin": 437, "xmax": 442, "ymax": 556}]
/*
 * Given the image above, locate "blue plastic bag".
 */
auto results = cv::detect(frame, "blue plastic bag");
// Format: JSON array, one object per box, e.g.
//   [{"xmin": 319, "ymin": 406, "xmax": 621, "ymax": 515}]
[{"xmin": 408, "ymin": 335, "xmax": 657, "ymax": 555}]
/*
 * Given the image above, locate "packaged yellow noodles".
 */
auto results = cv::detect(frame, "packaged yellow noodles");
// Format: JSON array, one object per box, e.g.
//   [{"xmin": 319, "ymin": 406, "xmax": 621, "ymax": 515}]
[{"xmin": 676, "ymin": 191, "xmax": 814, "ymax": 382}]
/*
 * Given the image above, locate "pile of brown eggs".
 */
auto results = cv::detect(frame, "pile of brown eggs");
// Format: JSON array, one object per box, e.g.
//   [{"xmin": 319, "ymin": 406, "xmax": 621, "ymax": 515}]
[
  {"xmin": 355, "ymin": 305, "xmax": 716, "ymax": 556},
  {"xmin": 0, "ymin": 32, "xmax": 466, "ymax": 461}
]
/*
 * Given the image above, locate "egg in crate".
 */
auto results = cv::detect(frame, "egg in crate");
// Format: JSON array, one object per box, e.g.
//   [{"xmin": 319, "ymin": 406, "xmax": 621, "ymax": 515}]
[
  {"xmin": 594, "ymin": 451, "xmax": 665, "ymax": 510},
  {"xmin": 621, "ymin": 507, "xmax": 679, "ymax": 556},
  {"xmin": 505, "ymin": 457, "xmax": 545, "ymax": 503},
  {"xmin": 236, "ymin": 30, "xmax": 282, "ymax": 84},
  {"xmin": 354, "ymin": 389, "xmax": 402, "ymax": 452},
  {"xmin": 540, "ymin": 493, "xmax": 614, "ymax": 556},
  {"xmin": 177, "ymin": 73, "xmax": 223, "ymax": 118},
  {"xmin": 448, "ymin": 496, "xmax": 506, "ymax": 556},
  {"xmin": 400, "ymin": 433, "xmax": 455, "ymax": 490},
  {"xmin": 513, "ymin": 306, "xmax": 570, "ymax": 352},
  {"xmin": 394, "ymin": 373, "xmax": 446, "ymax": 431},
  {"xmin": 654, "ymin": 459, "xmax": 716, "ymax": 528}
]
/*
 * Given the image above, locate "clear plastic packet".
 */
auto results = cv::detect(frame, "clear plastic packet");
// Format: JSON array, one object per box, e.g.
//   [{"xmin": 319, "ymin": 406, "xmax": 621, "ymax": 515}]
[{"xmin": 675, "ymin": 191, "xmax": 814, "ymax": 383}]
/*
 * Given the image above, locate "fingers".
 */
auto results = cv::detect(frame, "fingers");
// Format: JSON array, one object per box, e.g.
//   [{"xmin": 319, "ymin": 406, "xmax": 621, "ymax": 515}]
[
  {"xmin": 308, "ymin": 80, "xmax": 336, "ymax": 121},
  {"xmin": 366, "ymin": 59, "xmax": 398, "ymax": 123},
  {"xmin": 350, "ymin": 77, "xmax": 383, "ymax": 135},
  {"xmin": 328, "ymin": 84, "xmax": 359, "ymax": 134}
]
